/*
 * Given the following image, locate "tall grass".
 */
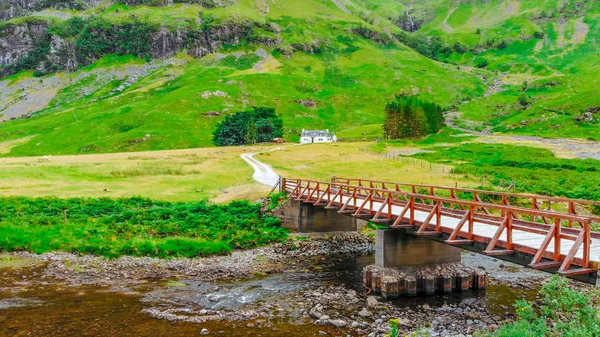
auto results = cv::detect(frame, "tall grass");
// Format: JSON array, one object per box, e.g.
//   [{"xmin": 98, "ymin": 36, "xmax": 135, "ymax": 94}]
[{"xmin": 0, "ymin": 197, "xmax": 287, "ymax": 258}]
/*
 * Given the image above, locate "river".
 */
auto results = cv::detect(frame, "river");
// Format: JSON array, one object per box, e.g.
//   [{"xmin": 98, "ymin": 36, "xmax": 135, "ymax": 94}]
[{"xmin": 0, "ymin": 249, "xmax": 547, "ymax": 337}]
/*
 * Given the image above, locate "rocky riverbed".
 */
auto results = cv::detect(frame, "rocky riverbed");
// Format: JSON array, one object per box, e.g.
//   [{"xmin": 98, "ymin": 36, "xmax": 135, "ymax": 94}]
[{"xmin": 0, "ymin": 232, "xmax": 587, "ymax": 337}]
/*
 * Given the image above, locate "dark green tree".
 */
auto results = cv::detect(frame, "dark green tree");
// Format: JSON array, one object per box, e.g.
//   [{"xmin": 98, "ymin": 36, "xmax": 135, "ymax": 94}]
[
  {"xmin": 213, "ymin": 107, "xmax": 283, "ymax": 146},
  {"xmin": 383, "ymin": 96, "xmax": 444, "ymax": 139}
]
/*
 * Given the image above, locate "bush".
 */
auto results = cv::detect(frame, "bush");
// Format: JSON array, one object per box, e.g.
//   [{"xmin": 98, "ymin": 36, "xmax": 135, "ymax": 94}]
[
  {"xmin": 490, "ymin": 276, "xmax": 600, "ymax": 336},
  {"xmin": 0, "ymin": 197, "xmax": 288, "ymax": 258},
  {"xmin": 517, "ymin": 93, "xmax": 531, "ymax": 107},
  {"xmin": 48, "ymin": 17, "xmax": 87, "ymax": 38},
  {"xmin": 393, "ymin": 32, "xmax": 459, "ymax": 61},
  {"xmin": 11, "ymin": 38, "xmax": 51, "ymax": 74},
  {"xmin": 474, "ymin": 57, "xmax": 488, "ymax": 68}
]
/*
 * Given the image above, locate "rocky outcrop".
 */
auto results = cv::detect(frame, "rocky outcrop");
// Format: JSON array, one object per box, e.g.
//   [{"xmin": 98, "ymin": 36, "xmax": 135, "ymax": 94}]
[
  {"xmin": 0, "ymin": 19, "xmax": 51, "ymax": 75},
  {"xmin": 151, "ymin": 22, "xmax": 254, "ymax": 59},
  {"xmin": 1, "ymin": 18, "xmax": 272, "ymax": 77},
  {"xmin": 46, "ymin": 34, "xmax": 78, "ymax": 72}
]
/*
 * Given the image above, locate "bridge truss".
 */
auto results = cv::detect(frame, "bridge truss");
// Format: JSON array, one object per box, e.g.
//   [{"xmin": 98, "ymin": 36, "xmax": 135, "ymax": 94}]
[{"xmin": 282, "ymin": 177, "xmax": 600, "ymax": 280}]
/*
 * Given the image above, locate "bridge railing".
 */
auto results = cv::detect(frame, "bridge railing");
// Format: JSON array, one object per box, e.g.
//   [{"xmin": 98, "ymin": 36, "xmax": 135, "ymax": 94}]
[
  {"xmin": 331, "ymin": 177, "xmax": 600, "ymax": 229},
  {"xmin": 282, "ymin": 177, "xmax": 596, "ymax": 276}
]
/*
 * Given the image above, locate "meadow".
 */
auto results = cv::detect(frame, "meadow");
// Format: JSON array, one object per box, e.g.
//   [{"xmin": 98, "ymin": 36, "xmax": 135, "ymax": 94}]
[
  {"xmin": 0, "ymin": 141, "xmax": 482, "ymax": 203},
  {"xmin": 0, "ymin": 145, "xmax": 272, "ymax": 203}
]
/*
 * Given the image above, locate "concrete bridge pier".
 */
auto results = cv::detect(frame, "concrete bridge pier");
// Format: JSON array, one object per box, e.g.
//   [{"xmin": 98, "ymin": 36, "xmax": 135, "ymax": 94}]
[
  {"xmin": 275, "ymin": 199, "xmax": 367, "ymax": 232},
  {"xmin": 375, "ymin": 229, "xmax": 461, "ymax": 267},
  {"xmin": 365, "ymin": 229, "xmax": 486, "ymax": 297}
]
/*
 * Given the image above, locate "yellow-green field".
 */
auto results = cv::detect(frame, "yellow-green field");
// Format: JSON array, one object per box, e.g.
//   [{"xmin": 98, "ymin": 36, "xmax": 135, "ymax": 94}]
[
  {"xmin": 0, "ymin": 146, "xmax": 272, "ymax": 203},
  {"xmin": 258, "ymin": 143, "xmax": 471, "ymax": 187},
  {"xmin": 0, "ymin": 142, "xmax": 476, "ymax": 202}
]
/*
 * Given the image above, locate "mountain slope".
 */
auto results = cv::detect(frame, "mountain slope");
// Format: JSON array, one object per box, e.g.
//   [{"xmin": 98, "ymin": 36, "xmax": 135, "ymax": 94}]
[{"xmin": 0, "ymin": 0, "xmax": 598, "ymax": 156}]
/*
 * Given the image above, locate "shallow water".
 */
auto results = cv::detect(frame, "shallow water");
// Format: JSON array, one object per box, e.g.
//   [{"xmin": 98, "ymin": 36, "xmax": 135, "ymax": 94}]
[{"xmin": 0, "ymin": 253, "xmax": 543, "ymax": 336}]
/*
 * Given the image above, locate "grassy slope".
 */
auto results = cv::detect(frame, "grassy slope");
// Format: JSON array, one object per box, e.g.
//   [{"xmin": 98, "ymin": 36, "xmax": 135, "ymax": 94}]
[
  {"xmin": 1, "ymin": 0, "xmax": 599, "ymax": 158},
  {"xmin": 415, "ymin": 0, "xmax": 600, "ymax": 139},
  {"xmin": 0, "ymin": 0, "xmax": 486, "ymax": 156}
]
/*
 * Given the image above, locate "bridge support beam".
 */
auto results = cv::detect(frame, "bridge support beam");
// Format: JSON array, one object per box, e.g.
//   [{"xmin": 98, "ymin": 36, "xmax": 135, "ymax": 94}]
[
  {"xmin": 375, "ymin": 229, "xmax": 461, "ymax": 267},
  {"xmin": 367, "ymin": 229, "xmax": 482, "ymax": 297},
  {"xmin": 275, "ymin": 199, "xmax": 367, "ymax": 233}
]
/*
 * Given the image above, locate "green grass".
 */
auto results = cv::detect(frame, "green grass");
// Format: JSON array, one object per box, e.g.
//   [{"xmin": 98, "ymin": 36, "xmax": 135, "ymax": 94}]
[
  {"xmin": 0, "ymin": 196, "xmax": 288, "ymax": 258},
  {"xmin": 411, "ymin": 143, "xmax": 600, "ymax": 200},
  {"xmin": 0, "ymin": 0, "xmax": 599, "ymax": 156}
]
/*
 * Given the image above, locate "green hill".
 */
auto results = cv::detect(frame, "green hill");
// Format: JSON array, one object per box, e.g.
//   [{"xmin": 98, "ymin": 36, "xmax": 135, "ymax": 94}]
[{"xmin": 0, "ymin": 0, "xmax": 598, "ymax": 156}]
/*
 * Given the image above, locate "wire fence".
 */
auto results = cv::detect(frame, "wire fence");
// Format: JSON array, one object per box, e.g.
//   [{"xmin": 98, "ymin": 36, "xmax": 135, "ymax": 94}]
[{"xmin": 358, "ymin": 147, "xmax": 516, "ymax": 191}]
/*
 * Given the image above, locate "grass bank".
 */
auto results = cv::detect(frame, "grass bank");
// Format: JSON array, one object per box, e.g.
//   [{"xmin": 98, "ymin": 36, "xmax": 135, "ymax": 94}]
[
  {"xmin": 411, "ymin": 143, "xmax": 600, "ymax": 201},
  {"xmin": 0, "ymin": 197, "xmax": 287, "ymax": 258}
]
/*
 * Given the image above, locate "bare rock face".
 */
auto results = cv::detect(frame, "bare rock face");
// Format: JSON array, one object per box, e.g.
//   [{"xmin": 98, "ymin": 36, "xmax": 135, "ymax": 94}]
[
  {"xmin": 47, "ymin": 34, "xmax": 79, "ymax": 72},
  {"xmin": 0, "ymin": 20, "xmax": 50, "ymax": 75},
  {"xmin": 0, "ymin": 18, "xmax": 265, "ymax": 77}
]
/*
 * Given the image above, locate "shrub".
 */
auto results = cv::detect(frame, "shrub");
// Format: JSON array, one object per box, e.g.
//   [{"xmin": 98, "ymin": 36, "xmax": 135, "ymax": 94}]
[
  {"xmin": 48, "ymin": 17, "xmax": 87, "ymax": 38},
  {"xmin": 474, "ymin": 57, "xmax": 489, "ymax": 68},
  {"xmin": 490, "ymin": 276, "xmax": 600, "ymax": 336},
  {"xmin": 0, "ymin": 197, "xmax": 288, "ymax": 258},
  {"xmin": 11, "ymin": 38, "xmax": 51, "ymax": 74},
  {"xmin": 517, "ymin": 93, "xmax": 531, "ymax": 107}
]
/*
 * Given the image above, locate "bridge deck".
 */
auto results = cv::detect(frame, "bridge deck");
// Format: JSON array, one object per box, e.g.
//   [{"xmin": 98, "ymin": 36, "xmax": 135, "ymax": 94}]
[{"xmin": 283, "ymin": 178, "xmax": 600, "ymax": 282}]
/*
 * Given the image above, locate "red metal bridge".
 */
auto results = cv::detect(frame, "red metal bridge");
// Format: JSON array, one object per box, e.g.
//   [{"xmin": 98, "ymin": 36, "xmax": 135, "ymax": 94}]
[{"xmin": 282, "ymin": 177, "xmax": 600, "ymax": 282}]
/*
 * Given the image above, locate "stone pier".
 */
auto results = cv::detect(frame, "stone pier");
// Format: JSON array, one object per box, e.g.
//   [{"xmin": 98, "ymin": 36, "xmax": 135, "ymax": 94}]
[
  {"xmin": 274, "ymin": 199, "xmax": 367, "ymax": 233},
  {"xmin": 365, "ymin": 229, "xmax": 484, "ymax": 297},
  {"xmin": 363, "ymin": 264, "xmax": 486, "ymax": 298}
]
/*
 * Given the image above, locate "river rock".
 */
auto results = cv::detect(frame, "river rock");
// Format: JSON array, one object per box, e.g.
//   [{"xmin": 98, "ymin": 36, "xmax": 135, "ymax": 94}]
[
  {"xmin": 366, "ymin": 296, "xmax": 378, "ymax": 307},
  {"xmin": 200, "ymin": 328, "xmax": 209, "ymax": 335},
  {"xmin": 330, "ymin": 319, "xmax": 348, "ymax": 328},
  {"xmin": 358, "ymin": 308, "xmax": 372, "ymax": 317}
]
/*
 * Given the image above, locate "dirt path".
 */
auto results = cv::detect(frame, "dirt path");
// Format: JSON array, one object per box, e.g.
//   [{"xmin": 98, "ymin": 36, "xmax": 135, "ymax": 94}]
[
  {"xmin": 330, "ymin": 0, "xmax": 350, "ymax": 14},
  {"xmin": 444, "ymin": 118, "xmax": 600, "ymax": 159},
  {"xmin": 442, "ymin": 6, "xmax": 458, "ymax": 32},
  {"xmin": 241, "ymin": 150, "xmax": 281, "ymax": 187},
  {"xmin": 480, "ymin": 135, "xmax": 600, "ymax": 160}
]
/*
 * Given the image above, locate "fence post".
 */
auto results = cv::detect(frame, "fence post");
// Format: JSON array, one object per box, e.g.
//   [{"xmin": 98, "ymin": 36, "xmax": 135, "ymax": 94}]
[{"xmin": 554, "ymin": 218, "xmax": 561, "ymax": 261}]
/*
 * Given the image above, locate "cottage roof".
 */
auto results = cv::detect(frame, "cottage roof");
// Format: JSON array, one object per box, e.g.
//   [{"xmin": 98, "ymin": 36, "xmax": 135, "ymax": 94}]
[{"xmin": 301, "ymin": 129, "xmax": 334, "ymax": 138}]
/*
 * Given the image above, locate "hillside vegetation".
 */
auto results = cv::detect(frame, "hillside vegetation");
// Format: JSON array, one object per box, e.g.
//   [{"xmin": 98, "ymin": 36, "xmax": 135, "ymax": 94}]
[
  {"xmin": 0, "ymin": 196, "xmax": 287, "ymax": 258},
  {"xmin": 0, "ymin": 0, "xmax": 598, "ymax": 156}
]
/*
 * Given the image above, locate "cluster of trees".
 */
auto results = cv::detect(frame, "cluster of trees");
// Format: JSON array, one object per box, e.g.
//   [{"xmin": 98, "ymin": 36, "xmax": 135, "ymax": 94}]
[
  {"xmin": 212, "ymin": 107, "xmax": 284, "ymax": 146},
  {"xmin": 383, "ymin": 95, "xmax": 444, "ymax": 139}
]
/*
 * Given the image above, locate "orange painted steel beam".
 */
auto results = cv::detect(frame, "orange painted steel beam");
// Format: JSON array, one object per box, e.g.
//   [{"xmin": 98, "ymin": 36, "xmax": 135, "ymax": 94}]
[{"xmin": 284, "ymin": 177, "xmax": 597, "ymax": 275}]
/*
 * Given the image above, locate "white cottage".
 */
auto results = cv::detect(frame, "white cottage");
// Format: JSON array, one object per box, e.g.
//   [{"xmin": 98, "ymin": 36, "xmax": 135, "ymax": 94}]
[{"xmin": 300, "ymin": 129, "xmax": 337, "ymax": 144}]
